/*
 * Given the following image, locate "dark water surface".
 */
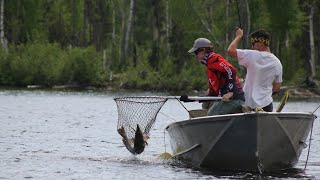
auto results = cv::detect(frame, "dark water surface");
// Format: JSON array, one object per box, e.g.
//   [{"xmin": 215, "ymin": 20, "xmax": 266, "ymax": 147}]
[{"xmin": 0, "ymin": 90, "xmax": 319, "ymax": 179}]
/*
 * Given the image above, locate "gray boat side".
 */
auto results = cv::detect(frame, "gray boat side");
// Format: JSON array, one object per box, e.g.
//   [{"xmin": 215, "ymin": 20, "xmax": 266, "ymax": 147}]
[{"xmin": 166, "ymin": 112, "xmax": 315, "ymax": 172}]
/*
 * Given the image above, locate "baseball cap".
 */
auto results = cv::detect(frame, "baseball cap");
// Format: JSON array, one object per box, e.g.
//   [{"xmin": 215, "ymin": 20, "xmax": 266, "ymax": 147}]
[{"xmin": 188, "ymin": 38, "xmax": 212, "ymax": 53}]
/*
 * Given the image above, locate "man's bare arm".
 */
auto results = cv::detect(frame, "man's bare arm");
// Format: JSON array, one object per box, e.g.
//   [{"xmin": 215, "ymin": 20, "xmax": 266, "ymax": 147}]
[{"xmin": 227, "ymin": 28, "xmax": 243, "ymax": 57}]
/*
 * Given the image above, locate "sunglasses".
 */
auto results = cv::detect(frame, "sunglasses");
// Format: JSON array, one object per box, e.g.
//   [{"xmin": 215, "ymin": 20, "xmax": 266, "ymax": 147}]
[{"xmin": 194, "ymin": 48, "xmax": 202, "ymax": 55}]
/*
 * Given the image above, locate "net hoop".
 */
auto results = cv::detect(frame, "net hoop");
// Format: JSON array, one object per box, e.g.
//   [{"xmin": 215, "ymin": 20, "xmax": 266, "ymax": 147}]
[
  {"xmin": 114, "ymin": 96, "xmax": 168, "ymax": 140},
  {"xmin": 114, "ymin": 96, "xmax": 168, "ymax": 104}
]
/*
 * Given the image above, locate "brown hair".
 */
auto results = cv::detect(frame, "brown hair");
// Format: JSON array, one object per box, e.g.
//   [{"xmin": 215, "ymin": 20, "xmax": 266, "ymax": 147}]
[
  {"xmin": 203, "ymin": 47, "xmax": 214, "ymax": 53},
  {"xmin": 250, "ymin": 29, "xmax": 271, "ymax": 46}
]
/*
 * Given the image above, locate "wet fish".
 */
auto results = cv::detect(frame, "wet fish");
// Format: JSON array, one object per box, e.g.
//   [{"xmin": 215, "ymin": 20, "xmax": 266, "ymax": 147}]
[
  {"xmin": 117, "ymin": 124, "xmax": 147, "ymax": 155},
  {"xmin": 132, "ymin": 124, "xmax": 147, "ymax": 154}
]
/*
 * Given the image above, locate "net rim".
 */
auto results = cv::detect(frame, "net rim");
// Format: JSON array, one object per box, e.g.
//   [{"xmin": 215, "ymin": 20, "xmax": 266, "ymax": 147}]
[{"xmin": 114, "ymin": 96, "xmax": 168, "ymax": 103}]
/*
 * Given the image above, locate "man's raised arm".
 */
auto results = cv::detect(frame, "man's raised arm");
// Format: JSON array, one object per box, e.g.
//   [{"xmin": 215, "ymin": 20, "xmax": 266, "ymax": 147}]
[{"xmin": 227, "ymin": 28, "xmax": 243, "ymax": 57}]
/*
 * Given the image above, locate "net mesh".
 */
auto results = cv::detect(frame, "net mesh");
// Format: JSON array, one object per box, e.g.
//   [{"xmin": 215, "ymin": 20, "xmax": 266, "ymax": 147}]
[{"xmin": 114, "ymin": 96, "xmax": 168, "ymax": 141}]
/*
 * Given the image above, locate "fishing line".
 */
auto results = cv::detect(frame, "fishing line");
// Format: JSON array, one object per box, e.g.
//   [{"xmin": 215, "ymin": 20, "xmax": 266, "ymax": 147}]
[
  {"xmin": 163, "ymin": 128, "xmax": 167, "ymax": 153},
  {"xmin": 167, "ymin": 1, "xmax": 192, "ymax": 53},
  {"xmin": 187, "ymin": 0, "xmax": 223, "ymax": 48},
  {"xmin": 112, "ymin": 1, "xmax": 196, "ymax": 119},
  {"xmin": 113, "ymin": 0, "xmax": 230, "ymax": 119},
  {"xmin": 304, "ymin": 104, "xmax": 320, "ymax": 171},
  {"xmin": 235, "ymin": 0, "xmax": 246, "ymax": 49},
  {"xmin": 312, "ymin": 104, "xmax": 320, "ymax": 114},
  {"xmin": 114, "ymin": 36, "xmax": 193, "ymax": 119},
  {"xmin": 113, "ymin": 0, "xmax": 242, "ymax": 131},
  {"xmin": 158, "ymin": 109, "xmax": 178, "ymax": 122}
]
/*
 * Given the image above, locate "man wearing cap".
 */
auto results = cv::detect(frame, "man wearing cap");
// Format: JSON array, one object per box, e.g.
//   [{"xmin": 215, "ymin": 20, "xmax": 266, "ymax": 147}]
[
  {"xmin": 227, "ymin": 28, "xmax": 283, "ymax": 112},
  {"xmin": 188, "ymin": 38, "xmax": 245, "ymax": 116}
]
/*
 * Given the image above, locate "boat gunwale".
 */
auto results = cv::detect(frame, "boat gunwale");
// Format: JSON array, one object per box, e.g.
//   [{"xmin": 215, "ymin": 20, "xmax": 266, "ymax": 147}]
[{"xmin": 166, "ymin": 112, "xmax": 315, "ymax": 130}]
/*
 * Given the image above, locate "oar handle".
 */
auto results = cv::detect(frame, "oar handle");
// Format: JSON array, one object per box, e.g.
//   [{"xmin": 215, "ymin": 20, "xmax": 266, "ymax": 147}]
[
  {"xmin": 276, "ymin": 91, "xmax": 289, "ymax": 112},
  {"xmin": 166, "ymin": 95, "xmax": 222, "ymax": 102}
]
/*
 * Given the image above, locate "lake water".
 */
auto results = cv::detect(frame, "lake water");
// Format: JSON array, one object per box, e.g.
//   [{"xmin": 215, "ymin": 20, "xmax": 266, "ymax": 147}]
[{"xmin": 0, "ymin": 89, "xmax": 319, "ymax": 179}]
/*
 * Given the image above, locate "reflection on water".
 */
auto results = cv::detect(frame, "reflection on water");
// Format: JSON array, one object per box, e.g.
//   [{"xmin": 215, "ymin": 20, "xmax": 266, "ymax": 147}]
[
  {"xmin": 188, "ymin": 167, "xmax": 315, "ymax": 179},
  {"xmin": 0, "ymin": 89, "xmax": 319, "ymax": 179}
]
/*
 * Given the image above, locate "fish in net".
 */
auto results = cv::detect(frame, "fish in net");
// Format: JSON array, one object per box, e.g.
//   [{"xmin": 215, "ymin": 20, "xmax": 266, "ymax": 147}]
[{"xmin": 114, "ymin": 96, "xmax": 168, "ymax": 154}]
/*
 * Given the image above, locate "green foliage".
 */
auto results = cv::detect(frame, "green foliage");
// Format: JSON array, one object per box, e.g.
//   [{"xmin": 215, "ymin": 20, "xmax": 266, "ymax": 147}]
[
  {"xmin": 176, "ymin": 59, "xmax": 207, "ymax": 92},
  {"xmin": 1, "ymin": 43, "xmax": 64, "ymax": 86},
  {"xmin": 250, "ymin": 0, "xmax": 270, "ymax": 29},
  {"xmin": 119, "ymin": 53, "xmax": 207, "ymax": 93},
  {"xmin": 1, "ymin": 0, "xmax": 320, "ymax": 90},
  {"xmin": 61, "ymin": 46, "xmax": 104, "ymax": 85},
  {"xmin": 0, "ymin": 49, "xmax": 10, "ymax": 84},
  {"xmin": 285, "ymin": 68, "xmax": 307, "ymax": 85},
  {"xmin": 0, "ymin": 44, "xmax": 105, "ymax": 87}
]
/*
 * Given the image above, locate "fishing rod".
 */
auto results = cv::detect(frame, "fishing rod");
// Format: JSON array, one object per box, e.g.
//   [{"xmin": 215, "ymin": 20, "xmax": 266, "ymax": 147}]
[
  {"xmin": 114, "ymin": 1, "xmax": 226, "ymax": 119},
  {"xmin": 235, "ymin": 0, "xmax": 246, "ymax": 49},
  {"xmin": 304, "ymin": 104, "xmax": 320, "ymax": 171},
  {"xmin": 114, "ymin": 1, "xmax": 246, "ymax": 118},
  {"xmin": 114, "ymin": 4, "xmax": 242, "ymax": 151},
  {"xmin": 113, "ymin": 1, "xmax": 196, "ymax": 120},
  {"xmin": 114, "ymin": 36, "xmax": 195, "ymax": 118}
]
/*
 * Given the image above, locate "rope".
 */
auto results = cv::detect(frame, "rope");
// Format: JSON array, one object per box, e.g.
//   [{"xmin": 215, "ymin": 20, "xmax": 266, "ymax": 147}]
[
  {"xmin": 304, "ymin": 104, "xmax": 320, "ymax": 171},
  {"xmin": 163, "ymin": 128, "xmax": 167, "ymax": 153}
]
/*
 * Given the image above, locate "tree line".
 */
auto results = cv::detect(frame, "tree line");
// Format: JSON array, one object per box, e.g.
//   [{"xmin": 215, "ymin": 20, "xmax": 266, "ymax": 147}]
[{"xmin": 0, "ymin": 0, "xmax": 319, "ymax": 92}]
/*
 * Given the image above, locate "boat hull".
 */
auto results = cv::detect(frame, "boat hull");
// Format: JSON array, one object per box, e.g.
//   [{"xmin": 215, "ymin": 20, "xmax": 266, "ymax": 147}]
[{"xmin": 166, "ymin": 112, "xmax": 315, "ymax": 172}]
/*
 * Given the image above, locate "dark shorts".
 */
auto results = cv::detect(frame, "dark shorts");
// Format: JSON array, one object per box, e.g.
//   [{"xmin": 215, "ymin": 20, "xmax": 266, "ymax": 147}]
[{"xmin": 262, "ymin": 102, "xmax": 273, "ymax": 112}]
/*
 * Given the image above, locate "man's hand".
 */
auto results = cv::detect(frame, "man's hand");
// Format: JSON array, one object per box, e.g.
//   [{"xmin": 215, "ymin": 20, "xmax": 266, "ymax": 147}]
[
  {"xmin": 227, "ymin": 27, "xmax": 243, "ymax": 57},
  {"xmin": 272, "ymin": 82, "xmax": 281, "ymax": 93},
  {"xmin": 236, "ymin": 28, "xmax": 243, "ymax": 38},
  {"xmin": 222, "ymin": 92, "xmax": 234, "ymax": 101}
]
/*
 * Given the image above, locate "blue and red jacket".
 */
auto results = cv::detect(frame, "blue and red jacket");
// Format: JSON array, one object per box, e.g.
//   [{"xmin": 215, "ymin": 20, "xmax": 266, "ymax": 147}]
[{"xmin": 203, "ymin": 52, "xmax": 244, "ymax": 101}]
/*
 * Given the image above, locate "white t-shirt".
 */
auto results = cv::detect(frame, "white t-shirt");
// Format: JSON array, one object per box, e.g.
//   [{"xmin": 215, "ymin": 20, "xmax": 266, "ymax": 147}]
[{"xmin": 237, "ymin": 49, "xmax": 283, "ymax": 108}]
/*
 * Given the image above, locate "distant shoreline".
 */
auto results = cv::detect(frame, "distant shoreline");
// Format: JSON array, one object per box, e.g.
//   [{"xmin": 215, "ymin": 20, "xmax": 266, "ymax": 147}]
[{"xmin": 1, "ymin": 84, "xmax": 320, "ymax": 101}]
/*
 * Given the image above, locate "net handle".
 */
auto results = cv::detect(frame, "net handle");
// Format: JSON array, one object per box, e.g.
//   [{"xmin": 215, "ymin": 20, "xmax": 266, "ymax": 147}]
[
  {"xmin": 166, "ymin": 96, "xmax": 222, "ymax": 102},
  {"xmin": 114, "ymin": 96, "xmax": 222, "ymax": 102},
  {"xmin": 114, "ymin": 95, "xmax": 222, "ymax": 103}
]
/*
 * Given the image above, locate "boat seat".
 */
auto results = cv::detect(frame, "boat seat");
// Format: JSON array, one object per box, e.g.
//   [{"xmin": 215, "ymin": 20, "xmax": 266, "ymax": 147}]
[{"xmin": 189, "ymin": 109, "xmax": 208, "ymax": 118}]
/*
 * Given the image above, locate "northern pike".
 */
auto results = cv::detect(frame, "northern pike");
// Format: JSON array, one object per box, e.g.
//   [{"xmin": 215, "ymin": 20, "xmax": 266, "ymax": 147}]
[{"xmin": 117, "ymin": 124, "xmax": 148, "ymax": 155}]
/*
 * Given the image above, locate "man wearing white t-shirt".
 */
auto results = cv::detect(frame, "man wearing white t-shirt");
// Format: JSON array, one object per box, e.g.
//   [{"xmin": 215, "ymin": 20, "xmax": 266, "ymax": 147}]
[{"xmin": 227, "ymin": 28, "xmax": 283, "ymax": 112}]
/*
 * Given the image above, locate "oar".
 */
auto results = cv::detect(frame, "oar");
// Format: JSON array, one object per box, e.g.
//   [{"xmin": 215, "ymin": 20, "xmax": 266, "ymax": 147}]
[
  {"xmin": 276, "ymin": 91, "xmax": 289, "ymax": 112},
  {"xmin": 166, "ymin": 95, "xmax": 222, "ymax": 102}
]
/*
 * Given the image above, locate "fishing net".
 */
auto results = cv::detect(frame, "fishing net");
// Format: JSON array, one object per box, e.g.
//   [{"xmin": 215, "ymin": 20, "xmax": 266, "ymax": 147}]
[{"xmin": 114, "ymin": 96, "xmax": 168, "ymax": 154}]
